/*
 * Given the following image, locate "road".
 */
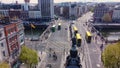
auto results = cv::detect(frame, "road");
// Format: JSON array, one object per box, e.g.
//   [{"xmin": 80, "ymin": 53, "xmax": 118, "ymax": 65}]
[
  {"xmin": 74, "ymin": 12, "xmax": 103, "ymax": 68},
  {"xmin": 25, "ymin": 12, "xmax": 103, "ymax": 68},
  {"xmin": 42, "ymin": 20, "xmax": 71, "ymax": 68}
]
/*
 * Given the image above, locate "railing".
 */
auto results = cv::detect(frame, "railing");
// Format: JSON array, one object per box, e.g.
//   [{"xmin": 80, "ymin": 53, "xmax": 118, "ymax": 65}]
[{"xmin": 39, "ymin": 22, "xmax": 52, "ymax": 42}]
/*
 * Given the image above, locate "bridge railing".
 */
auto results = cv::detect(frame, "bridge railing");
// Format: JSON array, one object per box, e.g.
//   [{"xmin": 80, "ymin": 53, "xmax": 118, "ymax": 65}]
[{"xmin": 39, "ymin": 22, "xmax": 52, "ymax": 42}]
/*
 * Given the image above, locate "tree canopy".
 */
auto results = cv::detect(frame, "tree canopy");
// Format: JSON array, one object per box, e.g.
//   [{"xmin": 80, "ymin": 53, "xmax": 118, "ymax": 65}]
[
  {"xmin": 102, "ymin": 13, "xmax": 112, "ymax": 22},
  {"xmin": 102, "ymin": 41, "xmax": 120, "ymax": 68},
  {"xmin": 0, "ymin": 62, "xmax": 10, "ymax": 68},
  {"xmin": 19, "ymin": 46, "xmax": 38, "ymax": 68}
]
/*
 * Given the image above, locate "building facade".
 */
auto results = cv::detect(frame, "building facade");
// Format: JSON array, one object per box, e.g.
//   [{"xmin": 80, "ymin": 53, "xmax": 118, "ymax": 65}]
[
  {"xmin": 38, "ymin": 0, "xmax": 54, "ymax": 20},
  {"xmin": 0, "ymin": 26, "xmax": 8, "ymax": 62},
  {"xmin": 28, "ymin": 11, "xmax": 41, "ymax": 19},
  {"xmin": 9, "ymin": 10, "xmax": 22, "ymax": 19},
  {"xmin": 112, "ymin": 7, "xmax": 120, "ymax": 22},
  {"xmin": 93, "ymin": 3, "xmax": 109, "ymax": 22},
  {"xmin": 16, "ymin": 22, "xmax": 25, "ymax": 47},
  {"xmin": 20, "ymin": 11, "xmax": 29, "ymax": 20},
  {"xmin": 4, "ymin": 23, "xmax": 19, "ymax": 61},
  {"xmin": 54, "ymin": 2, "xmax": 87, "ymax": 19},
  {"xmin": 0, "ymin": 10, "xmax": 9, "ymax": 17}
]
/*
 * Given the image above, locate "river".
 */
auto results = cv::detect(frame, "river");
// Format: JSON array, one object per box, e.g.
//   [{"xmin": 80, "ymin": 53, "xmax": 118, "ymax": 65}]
[
  {"xmin": 24, "ymin": 28, "xmax": 45, "ymax": 39},
  {"xmin": 100, "ymin": 29, "xmax": 120, "ymax": 41}
]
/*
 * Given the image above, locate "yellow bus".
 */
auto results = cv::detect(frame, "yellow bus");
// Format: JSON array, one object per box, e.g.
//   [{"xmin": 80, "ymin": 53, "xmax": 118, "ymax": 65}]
[
  {"xmin": 58, "ymin": 23, "xmax": 61, "ymax": 30},
  {"xmin": 76, "ymin": 33, "xmax": 82, "ymax": 47},
  {"xmin": 85, "ymin": 31, "xmax": 92, "ymax": 43},
  {"xmin": 73, "ymin": 26, "xmax": 78, "ymax": 36}
]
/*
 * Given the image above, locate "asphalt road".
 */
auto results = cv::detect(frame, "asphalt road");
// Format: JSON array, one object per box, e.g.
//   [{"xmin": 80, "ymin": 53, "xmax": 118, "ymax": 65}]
[
  {"xmin": 25, "ymin": 12, "xmax": 103, "ymax": 68},
  {"xmin": 74, "ymin": 12, "xmax": 103, "ymax": 68},
  {"xmin": 45, "ymin": 20, "xmax": 71, "ymax": 68}
]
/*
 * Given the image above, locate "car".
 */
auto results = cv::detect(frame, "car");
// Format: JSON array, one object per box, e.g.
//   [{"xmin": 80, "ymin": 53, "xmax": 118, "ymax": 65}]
[{"xmin": 30, "ymin": 37, "xmax": 39, "ymax": 41}]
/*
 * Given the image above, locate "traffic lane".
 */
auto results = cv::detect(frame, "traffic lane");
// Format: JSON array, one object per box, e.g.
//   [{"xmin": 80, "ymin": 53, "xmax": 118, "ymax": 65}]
[
  {"xmin": 88, "ymin": 42, "xmax": 102, "ymax": 68},
  {"xmin": 79, "ymin": 24, "xmax": 102, "ymax": 68},
  {"xmin": 79, "ymin": 13, "xmax": 102, "ymax": 68},
  {"xmin": 47, "ymin": 21, "xmax": 70, "ymax": 51},
  {"xmin": 76, "ymin": 15, "xmax": 101, "ymax": 68}
]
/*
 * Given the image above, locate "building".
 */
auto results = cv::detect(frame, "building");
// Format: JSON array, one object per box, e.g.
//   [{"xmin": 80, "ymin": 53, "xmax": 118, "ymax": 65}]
[
  {"xmin": 0, "ymin": 4, "xmax": 23, "ymax": 10},
  {"xmin": 93, "ymin": 3, "xmax": 109, "ymax": 22},
  {"xmin": 0, "ymin": 25, "xmax": 8, "ymax": 62},
  {"xmin": 38, "ymin": 0, "xmax": 54, "ymax": 20},
  {"xmin": 0, "ymin": 19, "xmax": 25, "ymax": 67},
  {"xmin": 16, "ymin": 21, "xmax": 25, "ymax": 53},
  {"xmin": 20, "ymin": 11, "xmax": 29, "ymax": 20},
  {"xmin": 54, "ymin": 2, "xmax": 87, "ymax": 19},
  {"xmin": 24, "ymin": 0, "xmax": 30, "ymax": 11},
  {"xmin": 0, "ymin": 10, "xmax": 9, "ymax": 17},
  {"xmin": 28, "ymin": 11, "xmax": 41, "ymax": 19},
  {"xmin": 69, "ymin": 3, "xmax": 78, "ymax": 19},
  {"xmin": 112, "ymin": 6, "xmax": 120, "ymax": 22},
  {"xmin": 4, "ymin": 23, "xmax": 19, "ymax": 64},
  {"xmin": 9, "ymin": 10, "xmax": 22, "ymax": 19}
]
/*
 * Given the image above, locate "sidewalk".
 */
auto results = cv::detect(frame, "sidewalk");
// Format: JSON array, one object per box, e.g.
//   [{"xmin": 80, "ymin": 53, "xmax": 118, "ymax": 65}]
[
  {"xmin": 37, "ymin": 51, "xmax": 46, "ymax": 68},
  {"xmin": 60, "ymin": 52, "xmax": 67, "ymax": 68}
]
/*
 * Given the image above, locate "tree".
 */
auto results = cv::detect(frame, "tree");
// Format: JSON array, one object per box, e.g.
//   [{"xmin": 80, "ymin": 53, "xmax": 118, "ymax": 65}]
[
  {"xmin": 102, "ymin": 13, "xmax": 112, "ymax": 22},
  {"xmin": 19, "ymin": 46, "xmax": 38, "ymax": 68},
  {"xmin": 0, "ymin": 62, "xmax": 10, "ymax": 68},
  {"xmin": 102, "ymin": 41, "xmax": 120, "ymax": 68}
]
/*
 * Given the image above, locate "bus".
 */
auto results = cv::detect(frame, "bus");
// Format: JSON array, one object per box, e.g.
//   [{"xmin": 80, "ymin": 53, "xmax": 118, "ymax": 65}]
[
  {"xmin": 85, "ymin": 31, "xmax": 92, "ymax": 43},
  {"xmin": 58, "ymin": 23, "xmax": 61, "ymax": 30},
  {"xmin": 51, "ymin": 25, "xmax": 56, "ymax": 32},
  {"xmin": 76, "ymin": 33, "xmax": 82, "ymax": 47},
  {"xmin": 73, "ymin": 26, "xmax": 78, "ymax": 36}
]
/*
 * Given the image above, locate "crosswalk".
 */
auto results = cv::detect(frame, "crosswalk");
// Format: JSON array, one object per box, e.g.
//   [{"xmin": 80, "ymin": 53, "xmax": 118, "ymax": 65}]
[{"xmin": 47, "ymin": 40, "xmax": 70, "ymax": 52}]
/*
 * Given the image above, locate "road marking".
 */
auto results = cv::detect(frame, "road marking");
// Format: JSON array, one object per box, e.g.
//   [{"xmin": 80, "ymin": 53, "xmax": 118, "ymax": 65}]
[
  {"xmin": 67, "ymin": 25, "xmax": 70, "ymax": 41},
  {"xmin": 85, "ymin": 43, "xmax": 93, "ymax": 68},
  {"xmin": 96, "ymin": 64, "xmax": 101, "ymax": 67},
  {"xmin": 81, "ymin": 24, "xmax": 93, "ymax": 68}
]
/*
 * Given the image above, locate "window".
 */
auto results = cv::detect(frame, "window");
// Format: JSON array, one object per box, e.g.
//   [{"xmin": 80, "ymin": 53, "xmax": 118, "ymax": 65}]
[
  {"xmin": 2, "ymin": 51, "xmax": 5, "ymax": 56},
  {"xmin": 1, "ymin": 43, "xmax": 4, "ymax": 47},
  {"xmin": 0, "ymin": 32, "xmax": 2, "ymax": 37}
]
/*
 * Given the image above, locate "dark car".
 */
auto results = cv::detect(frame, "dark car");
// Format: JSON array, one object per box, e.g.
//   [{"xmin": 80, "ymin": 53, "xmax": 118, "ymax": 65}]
[{"xmin": 31, "ymin": 37, "xmax": 39, "ymax": 41}]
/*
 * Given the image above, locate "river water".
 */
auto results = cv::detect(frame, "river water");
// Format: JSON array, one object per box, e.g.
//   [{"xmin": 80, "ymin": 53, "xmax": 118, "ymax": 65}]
[
  {"xmin": 25, "ymin": 28, "xmax": 45, "ymax": 39},
  {"xmin": 101, "ymin": 29, "xmax": 120, "ymax": 41}
]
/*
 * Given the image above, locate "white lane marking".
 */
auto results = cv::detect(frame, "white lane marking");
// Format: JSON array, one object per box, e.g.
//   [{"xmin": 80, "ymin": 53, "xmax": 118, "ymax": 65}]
[
  {"xmin": 96, "ymin": 64, "xmax": 101, "ymax": 67},
  {"xmin": 82, "ymin": 25, "xmax": 93, "ymax": 68},
  {"xmin": 85, "ymin": 42, "xmax": 93, "ymax": 68}
]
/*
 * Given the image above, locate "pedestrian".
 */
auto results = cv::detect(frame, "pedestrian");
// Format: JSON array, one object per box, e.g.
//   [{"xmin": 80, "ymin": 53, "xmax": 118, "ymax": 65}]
[
  {"xmin": 49, "ymin": 53, "xmax": 51, "ymax": 57},
  {"xmin": 100, "ymin": 44, "xmax": 103, "ymax": 51},
  {"xmin": 39, "ymin": 57, "xmax": 41, "ymax": 61},
  {"xmin": 41, "ymin": 51, "xmax": 42, "ymax": 55}
]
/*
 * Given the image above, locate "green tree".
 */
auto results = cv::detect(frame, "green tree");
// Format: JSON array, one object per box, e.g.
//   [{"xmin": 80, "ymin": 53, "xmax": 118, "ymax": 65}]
[
  {"xmin": 19, "ymin": 46, "xmax": 38, "ymax": 68},
  {"xmin": 90, "ymin": 7, "xmax": 94, "ymax": 12},
  {"xmin": 102, "ymin": 41, "xmax": 120, "ymax": 68},
  {"xmin": 102, "ymin": 13, "xmax": 112, "ymax": 22},
  {"xmin": 0, "ymin": 62, "xmax": 10, "ymax": 68}
]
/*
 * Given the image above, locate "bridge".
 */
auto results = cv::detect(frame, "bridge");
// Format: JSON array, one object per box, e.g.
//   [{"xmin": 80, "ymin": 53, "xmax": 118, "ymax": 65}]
[{"xmin": 92, "ymin": 23, "xmax": 120, "ymax": 29}]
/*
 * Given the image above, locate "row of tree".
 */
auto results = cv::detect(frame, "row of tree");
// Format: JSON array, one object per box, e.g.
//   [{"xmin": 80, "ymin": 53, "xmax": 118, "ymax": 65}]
[{"xmin": 102, "ymin": 41, "xmax": 120, "ymax": 68}]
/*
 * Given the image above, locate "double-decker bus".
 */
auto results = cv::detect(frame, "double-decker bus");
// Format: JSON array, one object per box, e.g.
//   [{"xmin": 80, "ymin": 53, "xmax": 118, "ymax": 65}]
[
  {"xmin": 51, "ymin": 25, "xmax": 56, "ymax": 32},
  {"xmin": 58, "ymin": 23, "xmax": 61, "ymax": 30},
  {"xmin": 73, "ymin": 26, "xmax": 78, "ymax": 36},
  {"xmin": 85, "ymin": 31, "xmax": 92, "ymax": 43},
  {"xmin": 76, "ymin": 33, "xmax": 82, "ymax": 47}
]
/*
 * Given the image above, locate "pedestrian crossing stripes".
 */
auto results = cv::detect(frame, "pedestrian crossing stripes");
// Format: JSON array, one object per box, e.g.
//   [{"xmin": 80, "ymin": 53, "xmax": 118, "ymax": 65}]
[{"xmin": 47, "ymin": 40, "xmax": 70, "ymax": 52}]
